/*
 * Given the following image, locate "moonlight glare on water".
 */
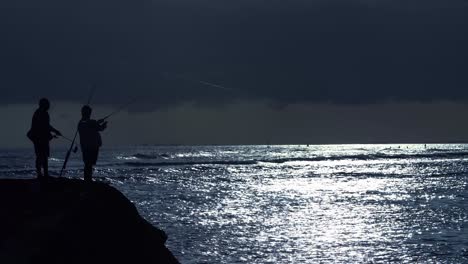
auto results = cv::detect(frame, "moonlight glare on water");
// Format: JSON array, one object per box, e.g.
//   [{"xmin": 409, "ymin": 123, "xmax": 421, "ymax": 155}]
[{"xmin": 1, "ymin": 144, "xmax": 467, "ymax": 263}]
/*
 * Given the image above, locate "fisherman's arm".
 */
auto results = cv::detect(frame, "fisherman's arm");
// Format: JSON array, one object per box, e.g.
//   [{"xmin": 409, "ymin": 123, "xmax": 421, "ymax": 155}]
[
  {"xmin": 49, "ymin": 125, "xmax": 62, "ymax": 136},
  {"xmin": 96, "ymin": 119, "xmax": 108, "ymax": 131},
  {"xmin": 46, "ymin": 113, "xmax": 62, "ymax": 136}
]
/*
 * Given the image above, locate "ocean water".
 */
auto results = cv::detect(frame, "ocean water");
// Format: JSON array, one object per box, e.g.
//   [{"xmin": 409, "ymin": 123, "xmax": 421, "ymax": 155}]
[{"xmin": 1, "ymin": 144, "xmax": 468, "ymax": 263}]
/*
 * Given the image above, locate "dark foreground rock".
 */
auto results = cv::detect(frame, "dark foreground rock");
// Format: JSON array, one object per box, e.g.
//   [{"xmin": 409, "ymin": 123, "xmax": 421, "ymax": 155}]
[{"xmin": 0, "ymin": 178, "xmax": 180, "ymax": 264}]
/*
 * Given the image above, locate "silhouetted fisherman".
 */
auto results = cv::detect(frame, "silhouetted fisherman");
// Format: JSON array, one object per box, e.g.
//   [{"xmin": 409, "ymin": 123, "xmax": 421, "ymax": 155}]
[
  {"xmin": 78, "ymin": 105, "xmax": 107, "ymax": 182},
  {"xmin": 27, "ymin": 98, "xmax": 62, "ymax": 179}
]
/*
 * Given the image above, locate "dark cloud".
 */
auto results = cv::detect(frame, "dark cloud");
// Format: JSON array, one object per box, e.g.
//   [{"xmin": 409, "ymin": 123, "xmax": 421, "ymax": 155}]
[{"xmin": 0, "ymin": 0, "xmax": 467, "ymax": 108}]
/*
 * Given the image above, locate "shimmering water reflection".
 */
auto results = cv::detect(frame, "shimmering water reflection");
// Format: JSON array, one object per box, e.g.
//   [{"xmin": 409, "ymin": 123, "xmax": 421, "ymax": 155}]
[
  {"xmin": 104, "ymin": 145, "xmax": 468, "ymax": 263},
  {"xmin": 1, "ymin": 144, "xmax": 467, "ymax": 263}
]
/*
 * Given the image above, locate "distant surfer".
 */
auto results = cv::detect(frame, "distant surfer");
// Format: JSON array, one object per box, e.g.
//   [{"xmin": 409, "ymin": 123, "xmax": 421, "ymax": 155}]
[
  {"xmin": 78, "ymin": 105, "xmax": 107, "ymax": 182},
  {"xmin": 27, "ymin": 98, "xmax": 62, "ymax": 179}
]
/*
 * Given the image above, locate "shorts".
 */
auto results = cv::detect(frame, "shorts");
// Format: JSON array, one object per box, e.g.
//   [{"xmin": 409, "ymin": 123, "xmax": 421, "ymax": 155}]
[
  {"xmin": 82, "ymin": 147, "xmax": 99, "ymax": 165},
  {"xmin": 34, "ymin": 142, "xmax": 50, "ymax": 158}
]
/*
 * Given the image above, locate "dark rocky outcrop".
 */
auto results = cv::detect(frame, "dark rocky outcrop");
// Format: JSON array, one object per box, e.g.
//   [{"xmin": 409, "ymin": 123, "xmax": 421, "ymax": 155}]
[{"xmin": 0, "ymin": 178, "xmax": 180, "ymax": 264}]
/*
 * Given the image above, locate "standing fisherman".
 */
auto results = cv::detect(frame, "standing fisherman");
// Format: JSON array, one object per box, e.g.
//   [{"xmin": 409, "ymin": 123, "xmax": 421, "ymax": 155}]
[
  {"xmin": 78, "ymin": 105, "xmax": 107, "ymax": 182},
  {"xmin": 27, "ymin": 98, "xmax": 62, "ymax": 179}
]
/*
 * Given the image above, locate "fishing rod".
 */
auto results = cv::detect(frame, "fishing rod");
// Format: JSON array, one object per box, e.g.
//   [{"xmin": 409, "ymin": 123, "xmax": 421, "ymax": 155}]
[
  {"xmin": 59, "ymin": 85, "xmax": 96, "ymax": 177},
  {"xmin": 100, "ymin": 99, "xmax": 136, "ymax": 121},
  {"xmin": 59, "ymin": 127, "xmax": 79, "ymax": 177}
]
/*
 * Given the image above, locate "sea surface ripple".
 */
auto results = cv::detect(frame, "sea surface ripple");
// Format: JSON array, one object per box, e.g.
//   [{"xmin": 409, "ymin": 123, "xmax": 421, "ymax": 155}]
[{"xmin": 1, "ymin": 144, "xmax": 467, "ymax": 263}]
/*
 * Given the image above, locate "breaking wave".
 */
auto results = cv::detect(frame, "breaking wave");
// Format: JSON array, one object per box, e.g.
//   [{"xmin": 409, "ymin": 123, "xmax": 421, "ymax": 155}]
[
  {"xmin": 131, "ymin": 153, "xmax": 171, "ymax": 159},
  {"xmin": 123, "ymin": 160, "xmax": 258, "ymax": 167}
]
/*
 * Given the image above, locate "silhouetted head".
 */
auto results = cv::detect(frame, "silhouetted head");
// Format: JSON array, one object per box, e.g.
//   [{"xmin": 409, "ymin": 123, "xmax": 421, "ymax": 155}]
[
  {"xmin": 81, "ymin": 105, "xmax": 92, "ymax": 119},
  {"xmin": 39, "ymin": 98, "xmax": 50, "ymax": 111}
]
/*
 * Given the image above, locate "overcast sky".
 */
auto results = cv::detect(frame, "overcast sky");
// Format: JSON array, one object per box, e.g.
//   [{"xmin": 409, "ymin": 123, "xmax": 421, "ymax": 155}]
[{"xmin": 1, "ymin": 0, "xmax": 467, "ymax": 146}]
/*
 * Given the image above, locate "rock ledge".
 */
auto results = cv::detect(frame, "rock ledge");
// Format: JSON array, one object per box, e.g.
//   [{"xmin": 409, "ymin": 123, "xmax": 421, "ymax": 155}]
[{"xmin": 0, "ymin": 178, "xmax": 180, "ymax": 264}]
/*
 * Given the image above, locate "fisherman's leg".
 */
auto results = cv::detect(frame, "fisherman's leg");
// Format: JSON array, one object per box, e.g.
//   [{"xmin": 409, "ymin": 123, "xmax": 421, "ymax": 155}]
[
  {"xmin": 43, "ymin": 156, "xmax": 49, "ymax": 177},
  {"xmin": 35, "ymin": 155, "xmax": 43, "ymax": 178},
  {"xmin": 84, "ymin": 163, "xmax": 93, "ymax": 182},
  {"xmin": 43, "ymin": 144, "xmax": 50, "ymax": 177},
  {"xmin": 87, "ymin": 149, "xmax": 98, "ymax": 182},
  {"xmin": 83, "ymin": 149, "xmax": 93, "ymax": 182},
  {"xmin": 91, "ymin": 149, "xmax": 98, "ymax": 181},
  {"xmin": 34, "ymin": 143, "xmax": 43, "ymax": 178}
]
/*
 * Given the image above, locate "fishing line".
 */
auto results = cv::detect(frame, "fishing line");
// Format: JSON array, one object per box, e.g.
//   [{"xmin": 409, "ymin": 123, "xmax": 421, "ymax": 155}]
[
  {"xmin": 86, "ymin": 85, "xmax": 96, "ymax": 105},
  {"xmin": 101, "ymin": 99, "xmax": 136, "ymax": 120},
  {"xmin": 61, "ymin": 135, "xmax": 74, "ymax": 142},
  {"xmin": 55, "ymin": 135, "xmax": 79, "ymax": 153},
  {"xmin": 54, "ymin": 135, "xmax": 72, "ymax": 142},
  {"xmin": 162, "ymin": 72, "xmax": 237, "ymax": 93}
]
